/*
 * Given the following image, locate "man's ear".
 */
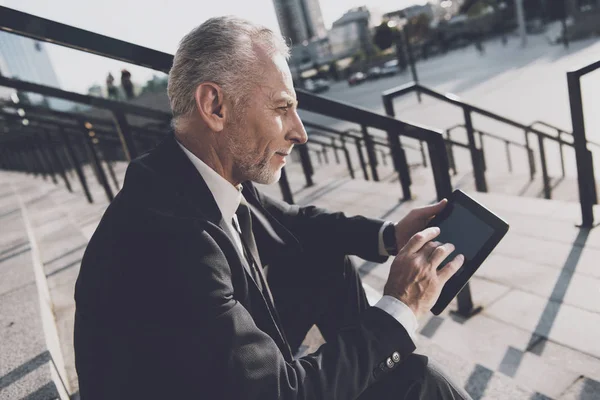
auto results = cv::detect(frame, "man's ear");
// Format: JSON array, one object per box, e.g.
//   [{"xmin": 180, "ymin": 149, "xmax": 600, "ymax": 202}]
[{"xmin": 193, "ymin": 82, "xmax": 227, "ymax": 131}]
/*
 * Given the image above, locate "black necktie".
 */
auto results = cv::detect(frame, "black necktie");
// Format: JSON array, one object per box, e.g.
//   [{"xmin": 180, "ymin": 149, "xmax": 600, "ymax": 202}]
[
  {"xmin": 233, "ymin": 196, "xmax": 292, "ymax": 356},
  {"xmin": 234, "ymin": 198, "xmax": 272, "ymax": 301}
]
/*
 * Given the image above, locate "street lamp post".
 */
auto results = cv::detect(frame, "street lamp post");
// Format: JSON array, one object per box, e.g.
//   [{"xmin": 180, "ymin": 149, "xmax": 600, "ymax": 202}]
[
  {"xmin": 390, "ymin": 19, "xmax": 421, "ymax": 103},
  {"xmin": 515, "ymin": 0, "xmax": 528, "ymax": 47}
]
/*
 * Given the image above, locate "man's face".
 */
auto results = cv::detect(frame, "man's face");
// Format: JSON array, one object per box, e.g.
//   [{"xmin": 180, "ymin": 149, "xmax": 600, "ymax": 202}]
[{"xmin": 226, "ymin": 51, "xmax": 307, "ymax": 185}]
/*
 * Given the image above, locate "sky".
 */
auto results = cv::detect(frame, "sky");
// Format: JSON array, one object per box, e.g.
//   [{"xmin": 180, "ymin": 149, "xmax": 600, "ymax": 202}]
[{"xmin": 0, "ymin": 0, "xmax": 428, "ymax": 93}]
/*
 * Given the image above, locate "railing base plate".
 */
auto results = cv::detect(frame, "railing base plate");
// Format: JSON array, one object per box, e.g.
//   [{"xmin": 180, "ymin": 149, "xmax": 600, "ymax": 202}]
[{"xmin": 450, "ymin": 305, "xmax": 483, "ymax": 320}]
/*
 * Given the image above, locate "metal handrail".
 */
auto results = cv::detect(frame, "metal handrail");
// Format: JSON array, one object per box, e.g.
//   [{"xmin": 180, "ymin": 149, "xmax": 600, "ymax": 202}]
[
  {"xmin": 567, "ymin": 59, "xmax": 600, "ymax": 226},
  {"xmin": 447, "ymin": 124, "xmax": 529, "ymax": 150},
  {"xmin": 383, "ymin": 82, "xmax": 569, "ymax": 200},
  {"xmin": 383, "ymin": 82, "xmax": 563, "ymax": 143},
  {"xmin": 530, "ymin": 120, "xmax": 600, "ymax": 149}
]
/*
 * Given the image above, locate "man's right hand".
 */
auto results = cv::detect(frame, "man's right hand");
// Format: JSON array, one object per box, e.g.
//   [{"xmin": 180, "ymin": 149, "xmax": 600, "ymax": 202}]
[{"xmin": 383, "ymin": 227, "xmax": 464, "ymax": 319}]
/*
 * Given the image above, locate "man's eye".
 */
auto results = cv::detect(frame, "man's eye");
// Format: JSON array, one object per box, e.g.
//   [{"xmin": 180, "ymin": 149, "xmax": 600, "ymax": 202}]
[{"xmin": 278, "ymin": 106, "xmax": 289, "ymax": 113}]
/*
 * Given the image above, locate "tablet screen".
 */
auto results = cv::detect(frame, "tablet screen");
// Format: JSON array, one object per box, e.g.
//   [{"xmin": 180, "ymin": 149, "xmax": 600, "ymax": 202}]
[{"xmin": 435, "ymin": 202, "xmax": 495, "ymax": 274}]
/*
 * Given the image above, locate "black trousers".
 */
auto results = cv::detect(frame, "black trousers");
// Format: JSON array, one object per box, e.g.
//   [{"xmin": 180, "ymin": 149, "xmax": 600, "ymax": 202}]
[{"xmin": 268, "ymin": 253, "xmax": 472, "ymax": 400}]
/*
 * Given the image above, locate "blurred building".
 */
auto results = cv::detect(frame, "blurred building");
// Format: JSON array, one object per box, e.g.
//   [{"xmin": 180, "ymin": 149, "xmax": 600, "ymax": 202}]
[
  {"xmin": 0, "ymin": 30, "xmax": 71, "ymax": 110},
  {"xmin": 272, "ymin": 0, "xmax": 327, "ymax": 45},
  {"xmin": 383, "ymin": 3, "xmax": 435, "ymax": 21},
  {"xmin": 329, "ymin": 7, "xmax": 375, "ymax": 59}
]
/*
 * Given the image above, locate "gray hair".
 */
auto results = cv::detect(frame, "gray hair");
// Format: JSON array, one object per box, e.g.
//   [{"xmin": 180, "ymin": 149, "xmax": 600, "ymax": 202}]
[{"xmin": 168, "ymin": 16, "xmax": 290, "ymax": 128}]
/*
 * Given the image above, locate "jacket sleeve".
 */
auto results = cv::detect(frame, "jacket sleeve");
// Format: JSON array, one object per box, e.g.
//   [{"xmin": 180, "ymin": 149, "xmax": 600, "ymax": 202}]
[{"xmin": 252, "ymin": 186, "xmax": 388, "ymax": 262}]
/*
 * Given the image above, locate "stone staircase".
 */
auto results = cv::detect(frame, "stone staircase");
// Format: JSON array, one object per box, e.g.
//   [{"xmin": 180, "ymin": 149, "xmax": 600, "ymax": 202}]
[{"xmin": 1, "ymin": 145, "xmax": 600, "ymax": 399}]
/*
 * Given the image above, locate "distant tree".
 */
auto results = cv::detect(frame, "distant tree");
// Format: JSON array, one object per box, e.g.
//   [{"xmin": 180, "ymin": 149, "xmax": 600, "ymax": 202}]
[
  {"xmin": 141, "ymin": 75, "xmax": 168, "ymax": 95},
  {"xmin": 373, "ymin": 21, "xmax": 397, "ymax": 51}
]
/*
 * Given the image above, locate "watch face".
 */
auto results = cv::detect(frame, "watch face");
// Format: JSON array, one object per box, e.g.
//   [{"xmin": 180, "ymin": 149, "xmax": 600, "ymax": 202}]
[{"xmin": 384, "ymin": 224, "xmax": 397, "ymax": 254}]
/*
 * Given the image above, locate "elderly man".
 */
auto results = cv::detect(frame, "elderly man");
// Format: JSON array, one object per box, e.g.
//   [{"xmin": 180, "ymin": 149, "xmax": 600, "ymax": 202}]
[{"xmin": 74, "ymin": 16, "xmax": 471, "ymax": 400}]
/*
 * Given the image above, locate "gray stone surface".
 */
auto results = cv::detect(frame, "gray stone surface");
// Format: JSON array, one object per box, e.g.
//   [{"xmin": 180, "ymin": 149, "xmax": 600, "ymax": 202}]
[
  {"xmin": 0, "ymin": 283, "xmax": 54, "ymax": 400},
  {"xmin": 558, "ymin": 377, "xmax": 600, "ymax": 400},
  {"xmin": 485, "ymin": 289, "xmax": 600, "ymax": 359}
]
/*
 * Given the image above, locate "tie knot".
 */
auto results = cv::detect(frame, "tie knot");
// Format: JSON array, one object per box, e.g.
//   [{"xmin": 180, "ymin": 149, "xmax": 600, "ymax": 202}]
[
  {"xmin": 235, "ymin": 196, "xmax": 252, "ymax": 235},
  {"xmin": 236, "ymin": 197, "xmax": 250, "ymax": 218}
]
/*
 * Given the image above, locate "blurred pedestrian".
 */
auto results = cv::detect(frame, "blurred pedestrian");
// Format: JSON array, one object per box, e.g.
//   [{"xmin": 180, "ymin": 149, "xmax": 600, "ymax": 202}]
[
  {"xmin": 121, "ymin": 69, "xmax": 134, "ymax": 100},
  {"xmin": 106, "ymin": 73, "xmax": 118, "ymax": 99}
]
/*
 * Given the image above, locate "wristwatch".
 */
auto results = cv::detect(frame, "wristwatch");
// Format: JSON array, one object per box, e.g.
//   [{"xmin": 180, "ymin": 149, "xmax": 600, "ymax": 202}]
[{"xmin": 382, "ymin": 223, "xmax": 398, "ymax": 255}]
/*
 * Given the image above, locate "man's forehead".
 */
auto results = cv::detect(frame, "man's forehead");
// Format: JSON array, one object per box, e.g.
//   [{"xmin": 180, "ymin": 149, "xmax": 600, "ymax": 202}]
[{"xmin": 270, "ymin": 90, "xmax": 296, "ymax": 103}]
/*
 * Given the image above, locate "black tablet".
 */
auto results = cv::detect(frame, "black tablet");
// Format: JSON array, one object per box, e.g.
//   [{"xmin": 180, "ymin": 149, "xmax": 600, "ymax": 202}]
[{"xmin": 428, "ymin": 190, "xmax": 509, "ymax": 315}]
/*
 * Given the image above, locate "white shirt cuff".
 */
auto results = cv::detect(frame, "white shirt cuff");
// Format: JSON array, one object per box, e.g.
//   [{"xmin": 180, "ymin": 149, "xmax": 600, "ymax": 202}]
[
  {"xmin": 378, "ymin": 221, "xmax": 394, "ymax": 256},
  {"xmin": 373, "ymin": 295, "xmax": 419, "ymax": 341}
]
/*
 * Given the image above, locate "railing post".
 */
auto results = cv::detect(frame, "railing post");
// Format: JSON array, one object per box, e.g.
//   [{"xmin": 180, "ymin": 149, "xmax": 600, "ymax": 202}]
[
  {"xmin": 278, "ymin": 167, "xmax": 294, "ymax": 204},
  {"xmin": 60, "ymin": 128, "xmax": 93, "ymax": 203},
  {"xmin": 19, "ymin": 148, "xmax": 30, "ymax": 172},
  {"xmin": 524, "ymin": 129, "xmax": 536, "ymax": 181},
  {"xmin": 505, "ymin": 141, "xmax": 513, "ymax": 173},
  {"xmin": 419, "ymin": 141, "xmax": 427, "ymax": 167},
  {"xmin": 59, "ymin": 144, "xmax": 75, "ymax": 178},
  {"xmin": 538, "ymin": 135, "xmax": 551, "ymax": 199},
  {"xmin": 463, "ymin": 108, "xmax": 488, "ymax": 192},
  {"xmin": 40, "ymin": 140, "xmax": 59, "ymax": 184},
  {"xmin": 30, "ymin": 139, "xmax": 49, "ymax": 180},
  {"xmin": 297, "ymin": 144, "xmax": 314, "ymax": 187},
  {"xmin": 478, "ymin": 132, "xmax": 487, "ymax": 172},
  {"xmin": 557, "ymin": 131, "xmax": 566, "ymax": 178},
  {"xmin": 587, "ymin": 149, "xmax": 598, "ymax": 205},
  {"xmin": 386, "ymin": 131, "xmax": 412, "ymax": 201},
  {"xmin": 380, "ymin": 150, "xmax": 388, "ymax": 166},
  {"xmin": 361, "ymin": 125, "xmax": 379, "ymax": 181},
  {"xmin": 21, "ymin": 147, "xmax": 35, "ymax": 174},
  {"xmin": 340, "ymin": 137, "xmax": 355, "ymax": 179},
  {"xmin": 354, "ymin": 137, "xmax": 370, "ymax": 181},
  {"xmin": 321, "ymin": 144, "xmax": 329, "ymax": 164},
  {"xmin": 111, "ymin": 111, "xmax": 139, "ymax": 161},
  {"xmin": 82, "ymin": 123, "xmax": 114, "ymax": 202},
  {"xmin": 331, "ymin": 137, "xmax": 340, "ymax": 164},
  {"xmin": 383, "ymin": 95, "xmax": 412, "ymax": 200},
  {"xmin": 445, "ymin": 130, "xmax": 457, "ymax": 176},
  {"xmin": 102, "ymin": 149, "xmax": 120, "ymax": 192},
  {"xmin": 315, "ymin": 149, "xmax": 323, "ymax": 165},
  {"xmin": 45, "ymin": 131, "xmax": 72, "ymax": 192},
  {"xmin": 567, "ymin": 71, "xmax": 595, "ymax": 227},
  {"xmin": 27, "ymin": 145, "xmax": 40, "ymax": 177}
]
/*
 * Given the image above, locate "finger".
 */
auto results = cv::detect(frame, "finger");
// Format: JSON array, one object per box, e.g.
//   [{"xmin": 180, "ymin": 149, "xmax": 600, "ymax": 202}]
[
  {"xmin": 428, "ymin": 243, "xmax": 456, "ymax": 267},
  {"xmin": 403, "ymin": 227, "xmax": 441, "ymax": 254},
  {"xmin": 437, "ymin": 254, "xmax": 465, "ymax": 281},
  {"xmin": 422, "ymin": 241, "xmax": 442, "ymax": 259},
  {"xmin": 415, "ymin": 199, "xmax": 447, "ymax": 218}
]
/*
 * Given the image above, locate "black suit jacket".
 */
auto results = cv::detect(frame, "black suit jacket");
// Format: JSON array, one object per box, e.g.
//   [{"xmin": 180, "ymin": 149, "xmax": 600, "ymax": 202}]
[{"xmin": 74, "ymin": 135, "xmax": 417, "ymax": 399}]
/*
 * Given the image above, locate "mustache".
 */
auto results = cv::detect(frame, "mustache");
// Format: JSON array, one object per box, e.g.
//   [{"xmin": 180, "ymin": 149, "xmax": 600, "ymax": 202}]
[{"xmin": 275, "ymin": 147, "xmax": 293, "ymax": 156}]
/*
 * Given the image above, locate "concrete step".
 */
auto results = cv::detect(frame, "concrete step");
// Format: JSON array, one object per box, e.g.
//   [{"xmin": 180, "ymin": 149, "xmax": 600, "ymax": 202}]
[{"xmin": 0, "ymin": 177, "xmax": 69, "ymax": 399}]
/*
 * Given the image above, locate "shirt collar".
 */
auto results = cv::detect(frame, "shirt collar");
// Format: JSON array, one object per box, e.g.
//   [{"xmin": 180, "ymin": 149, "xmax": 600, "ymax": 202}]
[{"xmin": 176, "ymin": 141, "xmax": 242, "ymax": 222}]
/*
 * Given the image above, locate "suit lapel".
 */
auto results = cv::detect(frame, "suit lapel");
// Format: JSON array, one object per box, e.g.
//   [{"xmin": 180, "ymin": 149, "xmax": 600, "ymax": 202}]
[{"xmin": 242, "ymin": 184, "xmax": 303, "ymax": 258}]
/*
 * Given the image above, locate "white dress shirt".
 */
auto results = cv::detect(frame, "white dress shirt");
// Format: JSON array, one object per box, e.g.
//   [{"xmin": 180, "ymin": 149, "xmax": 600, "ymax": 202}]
[{"xmin": 177, "ymin": 141, "xmax": 418, "ymax": 341}]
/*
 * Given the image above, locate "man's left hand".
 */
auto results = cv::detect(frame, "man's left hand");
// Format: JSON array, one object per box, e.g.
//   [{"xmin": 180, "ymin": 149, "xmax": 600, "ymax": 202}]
[{"xmin": 394, "ymin": 199, "xmax": 448, "ymax": 251}]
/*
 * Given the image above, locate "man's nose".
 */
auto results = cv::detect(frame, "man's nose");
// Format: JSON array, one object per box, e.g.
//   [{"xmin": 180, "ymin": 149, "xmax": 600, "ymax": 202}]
[{"xmin": 287, "ymin": 110, "xmax": 308, "ymax": 145}]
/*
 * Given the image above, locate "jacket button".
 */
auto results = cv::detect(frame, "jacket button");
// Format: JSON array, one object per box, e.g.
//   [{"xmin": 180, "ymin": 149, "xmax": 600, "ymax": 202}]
[
  {"xmin": 392, "ymin": 351, "xmax": 401, "ymax": 363},
  {"xmin": 386, "ymin": 357, "xmax": 394, "ymax": 369},
  {"xmin": 379, "ymin": 362, "xmax": 387, "ymax": 372}
]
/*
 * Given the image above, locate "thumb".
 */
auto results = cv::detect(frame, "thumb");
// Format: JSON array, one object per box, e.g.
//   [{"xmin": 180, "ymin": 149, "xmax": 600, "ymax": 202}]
[{"xmin": 418, "ymin": 198, "xmax": 447, "ymax": 217}]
